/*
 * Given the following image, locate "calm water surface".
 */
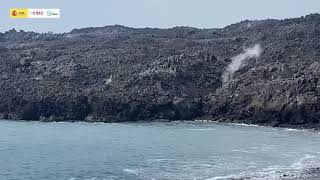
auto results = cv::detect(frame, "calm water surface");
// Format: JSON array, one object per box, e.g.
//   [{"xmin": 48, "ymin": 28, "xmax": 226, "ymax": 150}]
[{"xmin": 0, "ymin": 120, "xmax": 320, "ymax": 180}]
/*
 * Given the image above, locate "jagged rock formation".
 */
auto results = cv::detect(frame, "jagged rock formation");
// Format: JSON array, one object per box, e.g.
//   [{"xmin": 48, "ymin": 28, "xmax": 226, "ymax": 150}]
[{"xmin": 0, "ymin": 14, "xmax": 320, "ymax": 128}]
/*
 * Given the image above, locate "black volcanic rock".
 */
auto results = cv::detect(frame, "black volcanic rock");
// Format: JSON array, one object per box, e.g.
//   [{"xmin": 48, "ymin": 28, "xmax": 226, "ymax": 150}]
[{"xmin": 0, "ymin": 14, "xmax": 320, "ymax": 128}]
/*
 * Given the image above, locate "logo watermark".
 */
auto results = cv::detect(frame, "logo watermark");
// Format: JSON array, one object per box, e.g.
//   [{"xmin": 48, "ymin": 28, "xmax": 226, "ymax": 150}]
[{"xmin": 10, "ymin": 8, "xmax": 60, "ymax": 19}]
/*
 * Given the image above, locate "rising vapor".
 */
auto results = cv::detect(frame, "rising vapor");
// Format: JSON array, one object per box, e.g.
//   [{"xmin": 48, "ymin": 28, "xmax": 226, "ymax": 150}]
[{"xmin": 222, "ymin": 44, "xmax": 263, "ymax": 83}]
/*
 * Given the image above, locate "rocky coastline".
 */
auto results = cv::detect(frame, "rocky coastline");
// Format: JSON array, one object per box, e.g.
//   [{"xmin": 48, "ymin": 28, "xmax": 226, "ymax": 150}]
[{"xmin": 0, "ymin": 14, "xmax": 320, "ymax": 129}]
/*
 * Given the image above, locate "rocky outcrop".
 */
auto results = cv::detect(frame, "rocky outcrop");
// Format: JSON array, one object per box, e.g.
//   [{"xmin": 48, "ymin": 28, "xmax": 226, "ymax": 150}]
[{"xmin": 0, "ymin": 14, "xmax": 320, "ymax": 128}]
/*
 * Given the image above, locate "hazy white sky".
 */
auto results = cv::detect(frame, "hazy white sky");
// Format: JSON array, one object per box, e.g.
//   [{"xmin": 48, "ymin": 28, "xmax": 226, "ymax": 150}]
[{"xmin": 1, "ymin": 0, "xmax": 320, "ymax": 33}]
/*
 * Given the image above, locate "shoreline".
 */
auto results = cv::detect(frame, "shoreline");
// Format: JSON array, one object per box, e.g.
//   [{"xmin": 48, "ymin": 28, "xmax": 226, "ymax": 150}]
[{"xmin": 1, "ymin": 118, "xmax": 319, "ymax": 132}]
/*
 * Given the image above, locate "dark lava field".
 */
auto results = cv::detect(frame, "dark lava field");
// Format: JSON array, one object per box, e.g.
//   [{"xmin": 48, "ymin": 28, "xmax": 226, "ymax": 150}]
[{"xmin": 0, "ymin": 14, "xmax": 320, "ymax": 128}]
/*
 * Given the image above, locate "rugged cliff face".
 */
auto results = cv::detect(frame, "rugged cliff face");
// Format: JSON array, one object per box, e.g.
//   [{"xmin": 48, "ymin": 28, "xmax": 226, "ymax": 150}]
[{"xmin": 0, "ymin": 14, "xmax": 319, "ymax": 128}]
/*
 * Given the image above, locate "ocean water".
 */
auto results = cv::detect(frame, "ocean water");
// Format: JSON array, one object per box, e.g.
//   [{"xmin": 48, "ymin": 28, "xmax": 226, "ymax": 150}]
[{"xmin": 0, "ymin": 120, "xmax": 320, "ymax": 180}]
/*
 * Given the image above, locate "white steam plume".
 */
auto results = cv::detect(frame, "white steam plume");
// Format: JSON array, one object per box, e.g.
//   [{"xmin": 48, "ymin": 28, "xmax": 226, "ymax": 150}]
[{"xmin": 222, "ymin": 44, "xmax": 263, "ymax": 83}]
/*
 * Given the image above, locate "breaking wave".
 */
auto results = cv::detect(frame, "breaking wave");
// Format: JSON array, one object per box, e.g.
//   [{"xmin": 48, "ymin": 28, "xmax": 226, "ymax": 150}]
[{"xmin": 206, "ymin": 154, "xmax": 320, "ymax": 180}]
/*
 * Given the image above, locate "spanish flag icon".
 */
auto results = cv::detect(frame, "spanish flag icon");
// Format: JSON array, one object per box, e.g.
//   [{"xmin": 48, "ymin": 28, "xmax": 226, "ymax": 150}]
[{"xmin": 10, "ymin": 8, "xmax": 29, "ymax": 18}]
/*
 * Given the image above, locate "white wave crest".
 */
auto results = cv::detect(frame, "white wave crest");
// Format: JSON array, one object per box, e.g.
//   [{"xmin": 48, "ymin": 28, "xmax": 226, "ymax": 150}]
[{"xmin": 206, "ymin": 154, "xmax": 320, "ymax": 180}]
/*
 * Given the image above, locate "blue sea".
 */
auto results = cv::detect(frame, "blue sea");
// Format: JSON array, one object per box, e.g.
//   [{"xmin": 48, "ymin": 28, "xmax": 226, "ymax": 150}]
[{"xmin": 1, "ymin": 120, "xmax": 320, "ymax": 180}]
